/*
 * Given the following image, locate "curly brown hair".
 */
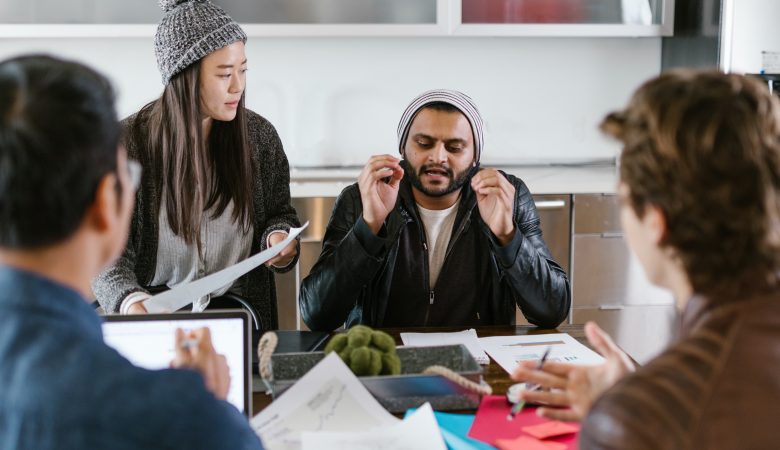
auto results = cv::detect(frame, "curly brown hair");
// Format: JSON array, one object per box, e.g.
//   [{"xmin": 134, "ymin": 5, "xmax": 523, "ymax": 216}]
[{"xmin": 602, "ymin": 70, "xmax": 780, "ymax": 296}]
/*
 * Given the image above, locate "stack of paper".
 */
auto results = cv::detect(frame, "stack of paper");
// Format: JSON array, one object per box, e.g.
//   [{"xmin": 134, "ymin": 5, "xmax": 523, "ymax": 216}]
[
  {"xmin": 479, "ymin": 333, "xmax": 605, "ymax": 374},
  {"xmin": 251, "ymin": 353, "xmax": 448, "ymax": 450},
  {"xmin": 400, "ymin": 329, "xmax": 490, "ymax": 365},
  {"xmin": 301, "ymin": 403, "xmax": 446, "ymax": 450},
  {"xmin": 251, "ymin": 353, "xmax": 399, "ymax": 450}
]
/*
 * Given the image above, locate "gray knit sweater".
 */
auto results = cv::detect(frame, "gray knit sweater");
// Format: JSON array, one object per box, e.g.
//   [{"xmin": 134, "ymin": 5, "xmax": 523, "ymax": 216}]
[{"xmin": 92, "ymin": 109, "xmax": 300, "ymax": 330}]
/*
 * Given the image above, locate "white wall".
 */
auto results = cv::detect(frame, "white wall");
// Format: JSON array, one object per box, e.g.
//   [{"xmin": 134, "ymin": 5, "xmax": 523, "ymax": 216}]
[
  {"xmin": 0, "ymin": 36, "xmax": 661, "ymax": 166},
  {"xmin": 727, "ymin": 0, "xmax": 780, "ymax": 73}
]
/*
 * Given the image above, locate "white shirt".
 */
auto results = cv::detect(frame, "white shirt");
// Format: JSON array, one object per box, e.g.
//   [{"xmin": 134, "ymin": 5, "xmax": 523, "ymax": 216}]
[
  {"xmin": 417, "ymin": 202, "xmax": 460, "ymax": 289},
  {"xmin": 151, "ymin": 197, "xmax": 254, "ymax": 312}
]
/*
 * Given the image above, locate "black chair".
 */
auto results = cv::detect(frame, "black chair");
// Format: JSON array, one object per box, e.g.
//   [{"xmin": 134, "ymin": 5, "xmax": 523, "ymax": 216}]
[
  {"xmin": 205, "ymin": 293, "xmax": 261, "ymax": 333},
  {"xmin": 141, "ymin": 285, "xmax": 262, "ymax": 333}
]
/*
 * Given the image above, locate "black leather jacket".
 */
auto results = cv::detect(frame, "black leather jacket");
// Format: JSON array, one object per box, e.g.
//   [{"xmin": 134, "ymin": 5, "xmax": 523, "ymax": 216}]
[{"xmin": 299, "ymin": 171, "xmax": 571, "ymax": 331}]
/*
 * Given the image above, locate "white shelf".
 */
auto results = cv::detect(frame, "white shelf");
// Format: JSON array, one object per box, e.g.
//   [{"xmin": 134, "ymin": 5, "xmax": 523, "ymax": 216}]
[
  {"xmin": 0, "ymin": 0, "xmax": 674, "ymax": 38},
  {"xmin": 451, "ymin": 24, "xmax": 673, "ymax": 38},
  {"xmin": 0, "ymin": 24, "xmax": 157, "ymax": 38}
]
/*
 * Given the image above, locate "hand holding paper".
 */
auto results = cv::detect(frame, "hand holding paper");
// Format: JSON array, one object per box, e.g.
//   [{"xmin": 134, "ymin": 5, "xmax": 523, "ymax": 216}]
[
  {"xmin": 144, "ymin": 222, "xmax": 308, "ymax": 313},
  {"xmin": 266, "ymin": 230, "xmax": 299, "ymax": 268}
]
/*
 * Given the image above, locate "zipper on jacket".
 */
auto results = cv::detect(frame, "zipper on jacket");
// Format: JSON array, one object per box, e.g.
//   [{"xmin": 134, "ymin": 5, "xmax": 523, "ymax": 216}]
[
  {"xmin": 422, "ymin": 238, "xmax": 433, "ymax": 326},
  {"xmin": 420, "ymin": 203, "xmax": 473, "ymax": 326},
  {"xmin": 423, "ymin": 290, "xmax": 435, "ymax": 325}
]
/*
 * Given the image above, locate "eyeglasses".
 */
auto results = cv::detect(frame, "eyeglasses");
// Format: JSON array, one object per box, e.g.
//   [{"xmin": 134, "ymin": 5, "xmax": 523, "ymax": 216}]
[{"xmin": 127, "ymin": 160, "xmax": 142, "ymax": 192}]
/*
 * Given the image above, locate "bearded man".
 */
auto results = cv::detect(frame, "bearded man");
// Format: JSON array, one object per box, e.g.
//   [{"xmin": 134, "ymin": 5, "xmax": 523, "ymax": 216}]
[{"xmin": 300, "ymin": 89, "xmax": 570, "ymax": 331}]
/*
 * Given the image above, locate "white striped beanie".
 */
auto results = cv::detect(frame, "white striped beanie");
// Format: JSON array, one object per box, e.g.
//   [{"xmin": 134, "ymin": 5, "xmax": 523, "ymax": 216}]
[{"xmin": 397, "ymin": 89, "xmax": 485, "ymax": 164}]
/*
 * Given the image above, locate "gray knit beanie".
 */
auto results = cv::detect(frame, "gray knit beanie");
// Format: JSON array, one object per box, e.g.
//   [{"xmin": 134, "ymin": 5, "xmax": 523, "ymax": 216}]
[
  {"xmin": 397, "ymin": 89, "xmax": 485, "ymax": 164},
  {"xmin": 154, "ymin": 0, "xmax": 247, "ymax": 85}
]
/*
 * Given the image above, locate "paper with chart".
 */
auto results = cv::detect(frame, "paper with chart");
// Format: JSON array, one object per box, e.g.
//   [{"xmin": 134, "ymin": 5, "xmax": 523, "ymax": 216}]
[
  {"xmin": 400, "ymin": 329, "xmax": 489, "ymax": 365},
  {"xmin": 479, "ymin": 333, "xmax": 605, "ymax": 375},
  {"xmin": 250, "ymin": 352, "xmax": 398, "ymax": 450},
  {"xmin": 144, "ymin": 222, "xmax": 308, "ymax": 313},
  {"xmin": 300, "ymin": 403, "xmax": 446, "ymax": 450}
]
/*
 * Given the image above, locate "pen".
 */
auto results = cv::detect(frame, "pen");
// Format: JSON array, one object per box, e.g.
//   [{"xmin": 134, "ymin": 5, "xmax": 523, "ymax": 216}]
[
  {"xmin": 180, "ymin": 338, "xmax": 199, "ymax": 349},
  {"xmin": 507, "ymin": 347, "xmax": 551, "ymax": 421}
]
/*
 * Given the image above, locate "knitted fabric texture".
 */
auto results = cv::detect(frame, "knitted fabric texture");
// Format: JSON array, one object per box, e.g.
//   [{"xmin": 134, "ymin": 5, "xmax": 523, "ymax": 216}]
[
  {"xmin": 154, "ymin": 0, "xmax": 247, "ymax": 85},
  {"xmin": 397, "ymin": 89, "xmax": 485, "ymax": 164}
]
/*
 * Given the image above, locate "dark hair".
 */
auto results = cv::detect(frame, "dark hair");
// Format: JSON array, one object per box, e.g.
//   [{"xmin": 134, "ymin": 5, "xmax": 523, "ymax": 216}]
[
  {"xmin": 603, "ymin": 70, "xmax": 780, "ymax": 296},
  {"xmin": 0, "ymin": 55, "xmax": 119, "ymax": 249},
  {"xmin": 130, "ymin": 61, "xmax": 253, "ymax": 249}
]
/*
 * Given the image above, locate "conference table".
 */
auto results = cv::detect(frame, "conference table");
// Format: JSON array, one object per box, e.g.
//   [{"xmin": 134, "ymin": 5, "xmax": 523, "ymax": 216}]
[{"xmin": 252, "ymin": 324, "xmax": 588, "ymax": 415}]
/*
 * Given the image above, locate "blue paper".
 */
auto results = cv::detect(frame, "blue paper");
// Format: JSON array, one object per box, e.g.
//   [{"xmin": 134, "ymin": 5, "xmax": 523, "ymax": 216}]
[{"xmin": 405, "ymin": 408, "xmax": 495, "ymax": 450}]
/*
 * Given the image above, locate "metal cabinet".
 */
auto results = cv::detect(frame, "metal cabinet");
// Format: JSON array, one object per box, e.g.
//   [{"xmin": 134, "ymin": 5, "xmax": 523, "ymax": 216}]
[
  {"xmin": 570, "ymin": 194, "xmax": 675, "ymax": 363},
  {"xmin": 275, "ymin": 197, "xmax": 336, "ymax": 330},
  {"xmin": 515, "ymin": 194, "xmax": 571, "ymax": 325}
]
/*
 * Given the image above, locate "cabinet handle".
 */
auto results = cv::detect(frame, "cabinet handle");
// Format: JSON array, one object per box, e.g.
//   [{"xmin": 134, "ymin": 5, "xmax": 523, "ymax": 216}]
[
  {"xmin": 534, "ymin": 200, "xmax": 566, "ymax": 210},
  {"xmin": 598, "ymin": 305, "xmax": 625, "ymax": 310},
  {"xmin": 600, "ymin": 232, "xmax": 623, "ymax": 238}
]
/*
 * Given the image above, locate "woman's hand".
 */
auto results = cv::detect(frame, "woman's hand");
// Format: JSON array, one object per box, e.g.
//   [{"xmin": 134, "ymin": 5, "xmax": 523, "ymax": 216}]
[
  {"xmin": 265, "ymin": 231, "xmax": 298, "ymax": 268},
  {"xmin": 510, "ymin": 322, "xmax": 635, "ymax": 422},
  {"xmin": 127, "ymin": 302, "xmax": 148, "ymax": 314}
]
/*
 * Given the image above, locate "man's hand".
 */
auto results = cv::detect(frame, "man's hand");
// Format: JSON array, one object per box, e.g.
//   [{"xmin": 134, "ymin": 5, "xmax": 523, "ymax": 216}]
[
  {"xmin": 265, "ymin": 231, "xmax": 298, "ymax": 268},
  {"xmin": 358, "ymin": 155, "xmax": 404, "ymax": 235},
  {"xmin": 170, "ymin": 327, "xmax": 231, "ymax": 400},
  {"xmin": 471, "ymin": 168, "xmax": 516, "ymax": 245},
  {"xmin": 510, "ymin": 322, "xmax": 635, "ymax": 422}
]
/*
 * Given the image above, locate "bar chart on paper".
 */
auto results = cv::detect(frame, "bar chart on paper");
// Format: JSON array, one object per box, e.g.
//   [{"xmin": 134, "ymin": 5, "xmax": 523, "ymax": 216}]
[{"xmin": 479, "ymin": 333, "xmax": 605, "ymax": 374}]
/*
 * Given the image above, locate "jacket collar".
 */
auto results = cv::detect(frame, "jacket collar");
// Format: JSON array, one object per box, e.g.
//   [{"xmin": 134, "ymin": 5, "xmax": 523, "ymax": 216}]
[{"xmin": 680, "ymin": 287, "xmax": 779, "ymax": 337}]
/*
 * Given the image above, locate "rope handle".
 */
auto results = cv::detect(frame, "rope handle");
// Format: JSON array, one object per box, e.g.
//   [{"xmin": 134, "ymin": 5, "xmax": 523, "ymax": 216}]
[
  {"xmin": 258, "ymin": 331, "xmax": 278, "ymax": 381},
  {"xmin": 422, "ymin": 365, "xmax": 493, "ymax": 396}
]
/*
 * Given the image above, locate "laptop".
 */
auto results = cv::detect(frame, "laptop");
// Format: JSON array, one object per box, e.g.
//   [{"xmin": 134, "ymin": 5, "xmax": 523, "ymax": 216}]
[{"xmin": 102, "ymin": 310, "xmax": 251, "ymax": 416}]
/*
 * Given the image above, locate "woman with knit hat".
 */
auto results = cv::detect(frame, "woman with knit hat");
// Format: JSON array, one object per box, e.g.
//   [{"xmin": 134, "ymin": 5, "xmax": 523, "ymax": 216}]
[{"xmin": 93, "ymin": 0, "xmax": 300, "ymax": 331}]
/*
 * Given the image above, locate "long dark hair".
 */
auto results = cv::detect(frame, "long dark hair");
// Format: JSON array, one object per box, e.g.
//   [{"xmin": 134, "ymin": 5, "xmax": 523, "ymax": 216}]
[{"xmin": 133, "ymin": 61, "xmax": 253, "ymax": 248}]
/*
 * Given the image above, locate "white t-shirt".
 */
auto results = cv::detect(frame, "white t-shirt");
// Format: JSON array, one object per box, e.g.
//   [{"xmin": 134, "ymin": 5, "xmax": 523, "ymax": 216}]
[{"xmin": 417, "ymin": 202, "xmax": 460, "ymax": 289}]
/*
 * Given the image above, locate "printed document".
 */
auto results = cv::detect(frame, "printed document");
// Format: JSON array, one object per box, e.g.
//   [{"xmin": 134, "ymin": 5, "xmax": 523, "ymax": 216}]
[
  {"xmin": 301, "ymin": 403, "xmax": 446, "ymax": 450},
  {"xmin": 250, "ymin": 352, "xmax": 398, "ymax": 450},
  {"xmin": 479, "ymin": 333, "xmax": 605, "ymax": 374},
  {"xmin": 400, "ymin": 329, "xmax": 489, "ymax": 365},
  {"xmin": 144, "ymin": 222, "xmax": 309, "ymax": 313}
]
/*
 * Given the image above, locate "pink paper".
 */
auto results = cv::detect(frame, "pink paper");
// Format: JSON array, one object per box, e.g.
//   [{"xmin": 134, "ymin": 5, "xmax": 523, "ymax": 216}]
[
  {"xmin": 496, "ymin": 436, "xmax": 568, "ymax": 450},
  {"xmin": 468, "ymin": 396, "xmax": 578, "ymax": 449},
  {"xmin": 523, "ymin": 420, "xmax": 580, "ymax": 439}
]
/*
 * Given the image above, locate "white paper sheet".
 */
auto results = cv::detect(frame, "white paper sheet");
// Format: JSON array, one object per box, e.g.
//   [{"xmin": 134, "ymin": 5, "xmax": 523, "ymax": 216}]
[
  {"xmin": 400, "ymin": 329, "xmax": 489, "ymax": 365},
  {"xmin": 250, "ymin": 352, "xmax": 398, "ymax": 450},
  {"xmin": 144, "ymin": 222, "xmax": 309, "ymax": 313},
  {"xmin": 300, "ymin": 402, "xmax": 446, "ymax": 450},
  {"xmin": 479, "ymin": 333, "xmax": 605, "ymax": 374}
]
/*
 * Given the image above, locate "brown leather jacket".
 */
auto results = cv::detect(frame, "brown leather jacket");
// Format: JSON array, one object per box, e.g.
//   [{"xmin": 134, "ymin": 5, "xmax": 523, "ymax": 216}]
[{"xmin": 580, "ymin": 290, "xmax": 780, "ymax": 450}]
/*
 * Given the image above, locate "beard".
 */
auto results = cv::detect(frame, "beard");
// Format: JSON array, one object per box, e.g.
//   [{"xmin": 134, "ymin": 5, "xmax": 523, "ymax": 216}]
[{"xmin": 403, "ymin": 159, "xmax": 473, "ymax": 197}]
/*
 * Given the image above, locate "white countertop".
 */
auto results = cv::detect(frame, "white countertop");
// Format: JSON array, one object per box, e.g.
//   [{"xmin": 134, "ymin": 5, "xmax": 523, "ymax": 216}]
[{"xmin": 289, "ymin": 165, "xmax": 618, "ymax": 197}]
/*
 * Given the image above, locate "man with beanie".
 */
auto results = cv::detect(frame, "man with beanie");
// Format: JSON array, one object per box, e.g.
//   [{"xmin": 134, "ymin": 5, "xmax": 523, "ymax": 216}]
[{"xmin": 300, "ymin": 89, "xmax": 570, "ymax": 331}]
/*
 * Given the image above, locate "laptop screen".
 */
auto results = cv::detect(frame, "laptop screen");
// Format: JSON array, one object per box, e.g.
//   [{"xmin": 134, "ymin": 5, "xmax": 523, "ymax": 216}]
[{"xmin": 101, "ymin": 311, "xmax": 251, "ymax": 415}]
